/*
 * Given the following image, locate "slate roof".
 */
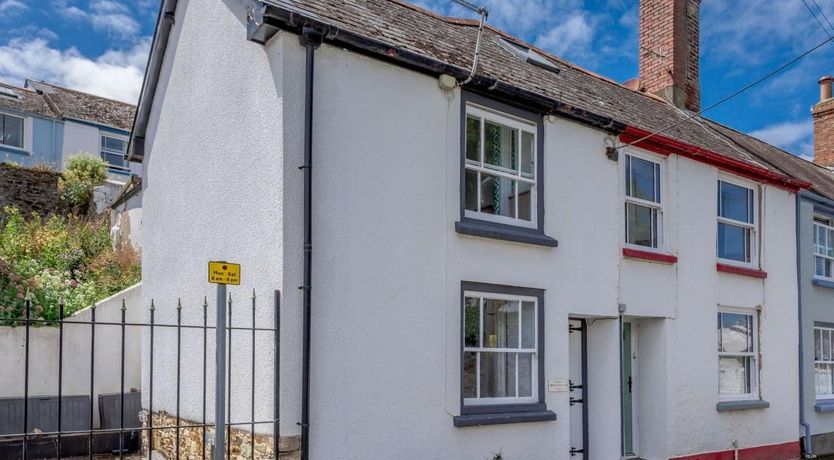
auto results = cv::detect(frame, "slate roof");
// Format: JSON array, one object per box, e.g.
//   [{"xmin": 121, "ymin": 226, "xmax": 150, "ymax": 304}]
[
  {"xmin": 271, "ymin": 0, "xmax": 834, "ymax": 200},
  {"xmin": 0, "ymin": 80, "xmax": 135, "ymax": 132}
]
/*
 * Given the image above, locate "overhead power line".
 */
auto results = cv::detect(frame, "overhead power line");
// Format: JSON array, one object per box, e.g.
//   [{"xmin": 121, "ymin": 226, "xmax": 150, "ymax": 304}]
[
  {"xmin": 801, "ymin": 0, "xmax": 833, "ymax": 37},
  {"xmin": 618, "ymin": 35, "xmax": 834, "ymax": 151},
  {"xmin": 811, "ymin": 0, "xmax": 834, "ymax": 35}
]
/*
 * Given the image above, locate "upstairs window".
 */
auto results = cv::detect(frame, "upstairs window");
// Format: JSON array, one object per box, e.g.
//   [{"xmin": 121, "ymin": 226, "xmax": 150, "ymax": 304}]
[
  {"xmin": 100, "ymin": 135, "xmax": 129, "ymax": 173},
  {"xmin": 718, "ymin": 309, "xmax": 759, "ymax": 400},
  {"xmin": 624, "ymin": 153, "xmax": 663, "ymax": 249},
  {"xmin": 717, "ymin": 180, "xmax": 757, "ymax": 265},
  {"xmin": 815, "ymin": 216, "xmax": 834, "ymax": 280},
  {"xmin": 0, "ymin": 113, "xmax": 24, "ymax": 149},
  {"xmin": 464, "ymin": 105, "xmax": 537, "ymax": 228}
]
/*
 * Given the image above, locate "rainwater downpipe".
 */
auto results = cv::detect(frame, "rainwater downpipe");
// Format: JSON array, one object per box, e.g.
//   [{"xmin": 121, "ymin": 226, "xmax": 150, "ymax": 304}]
[
  {"xmin": 299, "ymin": 24, "xmax": 324, "ymax": 460},
  {"xmin": 797, "ymin": 194, "xmax": 814, "ymax": 458}
]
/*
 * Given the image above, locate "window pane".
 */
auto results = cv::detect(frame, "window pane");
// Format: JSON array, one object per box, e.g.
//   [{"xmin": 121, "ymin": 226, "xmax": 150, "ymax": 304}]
[
  {"xmin": 483, "ymin": 299, "xmax": 519, "ymax": 349},
  {"xmin": 466, "ymin": 116, "xmax": 481, "ymax": 162},
  {"xmin": 464, "ymin": 170, "xmax": 479, "ymax": 212},
  {"xmin": 719, "ymin": 356, "xmax": 751, "ymax": 395},
  {"xmin": 517, "ymin": 181, "xmax": 532, "ymax": 222},
  {"xmin": 521, "ymin": 131, "xmax": 534, "ymax": 178},
  {"xmin": 102, "ymin": 152, "xmax": 126, "ymax": 168},
  {"xmin": 825, "ymin": 330, "xmax": 832, "ymax": 361},
  {"xmin": 518, "ymin": 353, "xmax": 533, "ymax": 397},
  {"xmin": 719, "ymin": 313, "xmax": 752, "ymax": 353},
  {"xmin": 816, "ymin": 328, "xmax": 822, "ymax": 361},
  {"xmin": 464, "ymin": 297, "xmax": 480, "ymax": 348},
  {"xmin": 484, "ymin": 121, "xmax": 517, "ymax": 172},
  {"xmin": 479, "ymin": 173, "xmax": 516, "ymax": 219},
  {"xmin": 719, "ymin": 181, "xmax": 753, "ymax": 223},
  {"xmin": 463, "ymin": 352, "xmax": 477, "ymax": 398},
  {"xmin": 626, "ymin": 202, "xmax": 657, "ymax": 248},
  {"xmin": 718, "ymin": 222, "xmax": 750, "ymax": 262},
  {"xmin": 817, "ymin": 363, "xmax": 834, "ymax": 396},
  {"xmin": 480, "ymin": 352, "xmax": 516, "ymax": 398},
  {"xmin": 626, "ymin": 155, "xmax": 659, "ymax": 203},
  {"xmin": 521, "ymin": 301, "xmax": 535, "ymax": 349},
  {"xmin": 2, "ymin": 115, "xmax": 23, "ymax": 148},
  {"xmin": 104, "ymin": 136, "xmax": 127, "ymax": 153},
  {"xmin": 817, "ymin": 256, "xmax": 827, "ymax": 278}
]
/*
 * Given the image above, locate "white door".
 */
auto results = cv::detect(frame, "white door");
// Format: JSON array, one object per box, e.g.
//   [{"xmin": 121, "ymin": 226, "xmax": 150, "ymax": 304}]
[{"xmin": 569, "ymin": 319, "xmax": 586, "ymax": 458}]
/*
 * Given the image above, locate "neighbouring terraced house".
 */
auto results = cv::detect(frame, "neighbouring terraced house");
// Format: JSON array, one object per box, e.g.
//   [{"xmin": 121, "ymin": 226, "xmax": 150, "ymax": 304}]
[
  {"xmin": 128, "ymin": 0, "xmax": 834, "ymax": 459},
  {"xmin": 0, "ymin": 79, "xmax": 139, "ymax": 182}
]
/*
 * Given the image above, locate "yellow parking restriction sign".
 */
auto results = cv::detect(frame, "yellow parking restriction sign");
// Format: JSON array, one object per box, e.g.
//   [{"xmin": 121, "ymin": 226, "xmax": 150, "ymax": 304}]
[{"xmin": 208, "ymin": 261, "xmax": 241, "ymax": 285}]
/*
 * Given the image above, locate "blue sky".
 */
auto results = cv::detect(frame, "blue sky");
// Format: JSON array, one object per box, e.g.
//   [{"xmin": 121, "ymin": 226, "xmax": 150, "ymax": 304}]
[{"xmin": 0, "ymin": 0, "xmax": 833, "ymax": 159}]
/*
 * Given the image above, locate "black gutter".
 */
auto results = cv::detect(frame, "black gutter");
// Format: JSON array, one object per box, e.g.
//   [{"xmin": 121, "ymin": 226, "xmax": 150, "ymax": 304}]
[
  {"xmin": 298, "ymin": 24, "xmax": 324, "ymax": 460},
  {"xmin": 248, "ymin": 3, "xmax": 625, "ymax": 135},
  {"xmin": 127, "ymin": 0, "xmax": 179, "ymax": 162}
]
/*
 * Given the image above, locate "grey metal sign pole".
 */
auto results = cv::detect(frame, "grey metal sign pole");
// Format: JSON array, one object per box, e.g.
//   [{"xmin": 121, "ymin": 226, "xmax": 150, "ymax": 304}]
[{"xmin": 214, "ymin": 283, "xmax": 227, "ymax": 460}]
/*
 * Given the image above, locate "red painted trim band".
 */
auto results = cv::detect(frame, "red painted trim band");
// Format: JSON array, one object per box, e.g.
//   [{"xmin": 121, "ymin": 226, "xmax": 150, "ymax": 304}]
[
  {"xmin": 716, "ymin": 263, "xmax": 768, "ymax": 279},
  {"xmin": 623, "ymin": 248, "xmax": 678, "ymax": 264},
  {"xmin": 670, "ymin": 440, "xmax": 800, "ymax": 460},
  {"xmin": 620, "ymin": 126, "xmax": 811, "ymax": 192}
]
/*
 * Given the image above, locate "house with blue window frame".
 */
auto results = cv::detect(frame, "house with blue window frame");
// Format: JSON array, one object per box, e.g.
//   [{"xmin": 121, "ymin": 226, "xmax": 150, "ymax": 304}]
[{"xmin": 0, "ymin": 79, "xmax": 138, "ymax": 183}]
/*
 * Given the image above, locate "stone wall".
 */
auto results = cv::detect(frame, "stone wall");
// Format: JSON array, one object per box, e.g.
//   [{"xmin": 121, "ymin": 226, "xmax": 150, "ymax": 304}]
[
  {"xmin": 0, "ymin": 163, "xmax": 63, "ymax": 217},
  {"xmin": 143, "ymin": 411, "xmax": 300, "ymax": 460}
]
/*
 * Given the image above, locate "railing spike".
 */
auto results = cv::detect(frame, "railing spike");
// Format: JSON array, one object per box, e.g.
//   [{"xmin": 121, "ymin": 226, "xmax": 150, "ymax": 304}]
[
  {"xmin": 149, "ymin": 299, "xmax": 155, "ymax": 311},
  {"xmin": 177, "ymin": 298, "xmax": 183, "ymax": 310},
  {"xmin": 121, "ymin": 298, "xmax": 127, "ymax": 311}
]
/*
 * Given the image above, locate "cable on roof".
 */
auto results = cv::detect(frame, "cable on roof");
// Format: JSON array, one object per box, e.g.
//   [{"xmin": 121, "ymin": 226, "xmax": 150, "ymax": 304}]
[
  {"xmin": 451, "ymin": 0, "xmax": 488, "ymax": 87},
  {"xmin": 616, "ymin": 34, "xmax": 834, "ymax": 151}
]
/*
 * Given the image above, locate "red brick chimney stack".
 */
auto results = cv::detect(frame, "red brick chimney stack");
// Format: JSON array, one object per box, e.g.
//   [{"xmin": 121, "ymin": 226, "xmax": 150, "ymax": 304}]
[
  {"xmin": 813, "ymin": 76, "xmax": 834, "ymax": 168},
  {"xmin": 639, "ymin": 0, "xmax": 702, "ymax": 112}
]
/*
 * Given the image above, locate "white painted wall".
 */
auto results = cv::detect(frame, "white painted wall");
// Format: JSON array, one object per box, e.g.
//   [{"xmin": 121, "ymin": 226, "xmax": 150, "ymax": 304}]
[
  {"xmin": 138, "ymin": 0, "xmax": 800, "ymax": 457},
  {"xmin": 0, "ymin": 284, "xmax": 142, "ymax": 428},
  {"xmin": 61, "ymin": 121, "xmax": 100, "ymax": 164}
]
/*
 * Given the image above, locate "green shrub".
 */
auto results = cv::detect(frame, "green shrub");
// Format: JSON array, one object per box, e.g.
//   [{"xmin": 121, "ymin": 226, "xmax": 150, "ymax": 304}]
[
  {"xmin": 58, "ymin": 153, "xmax": 107, "ymax": 208},
  {"xmin": 0, "ymin": 207, "xmax": 140, "ymax": 323}
]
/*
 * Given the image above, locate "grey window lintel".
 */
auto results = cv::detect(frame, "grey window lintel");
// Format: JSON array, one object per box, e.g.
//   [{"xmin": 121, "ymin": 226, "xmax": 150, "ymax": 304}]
[{"xmin": 716, "ymin": 399, "xmax": 770, "ymax": 412}]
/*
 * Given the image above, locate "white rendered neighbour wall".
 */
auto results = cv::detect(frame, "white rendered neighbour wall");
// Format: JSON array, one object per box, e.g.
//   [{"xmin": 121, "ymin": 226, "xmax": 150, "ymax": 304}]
[{"xmin": 62, "ymin": 121, "xmax": 100, "ymax": 163}]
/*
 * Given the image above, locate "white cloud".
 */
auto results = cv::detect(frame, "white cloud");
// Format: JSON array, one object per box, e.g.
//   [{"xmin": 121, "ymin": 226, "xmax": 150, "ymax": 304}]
[
  {"xmin": 535, "ymin": 14, "xmax": 594, "ymax": 58},
  {"xmin": 0, "ymin": 37, "xmax": 150, "ymax": 103},
  {"xmin": 54, "ymin": 0, "xmax": 141, "ymax": 38},
  {"xmin": 0, "ymin": 0, "xmax": 26, "ymax": 14},
  {"xmin": 750, "ymin": 120, "xmax": 814, "ymax": 157}
]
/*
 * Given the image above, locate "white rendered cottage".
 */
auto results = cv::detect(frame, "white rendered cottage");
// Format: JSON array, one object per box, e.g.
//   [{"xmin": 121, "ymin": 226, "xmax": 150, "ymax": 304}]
[{"xmin": 130, "ymin": 0, "xmax": 810, "ymax": 458}]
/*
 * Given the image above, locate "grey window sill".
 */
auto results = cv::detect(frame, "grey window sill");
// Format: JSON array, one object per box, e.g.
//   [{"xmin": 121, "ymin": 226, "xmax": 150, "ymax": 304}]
[
  {"xmin": 815, "ymin": 400, "xmax": 834, "ymax": 412},
  {"xmin": 453, "ymin": 410, "xmax": 557, "ymax": 427},
  {"xmin": 455, "ymin": 219, "xmax": 558, "ymax": 248},
  {"xmin": 716, "ymin": 400, "xmax": 770, "ymax": 412},
  {"xmin": 813, "ymin": 279, "xmax": 834, "ymax": 290}
]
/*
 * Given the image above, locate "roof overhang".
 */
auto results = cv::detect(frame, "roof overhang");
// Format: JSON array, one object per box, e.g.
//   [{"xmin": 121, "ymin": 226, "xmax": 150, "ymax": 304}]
[{"xmin": 620, "ymin": 126, "xmax": 811, "ymax": 192}]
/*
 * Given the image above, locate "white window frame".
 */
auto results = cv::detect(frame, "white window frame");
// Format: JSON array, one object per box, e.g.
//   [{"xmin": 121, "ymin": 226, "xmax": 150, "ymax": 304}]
[
  {"xmin": 815, "ymin": 325, "xmax": 834, "ymax": 400},
  {"xmin": 717, "ymin": 307, "xmax": 759, "ymax": 402},
  {"xmin": 464, "ymin": 104, "xmax": 538, "ymax": 229},
  {"xmin": 717, "ymin": 176, "xmax": 759, "ymax": 268},
  {"xmin": 462, "ymin": 290, "xmax": 539, "ymax": 407},
  {"xmin": 0, "ymin": 112, "xmax": 25, "ymax": 150},
  {"xmin": 100, "ymin": 133, "xmax": 129, "ymax": 173},
  {"xmin": 622, "ymin": 149, "xmax": 666, "ymax": 252},
  {"xmin": 814, "ymin": 216, "xmax": 834, "ymax": 282}
]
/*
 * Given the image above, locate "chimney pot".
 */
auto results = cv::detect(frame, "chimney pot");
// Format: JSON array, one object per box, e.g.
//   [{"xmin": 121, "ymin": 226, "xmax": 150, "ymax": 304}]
[{"xmin": 820, "ymin": 76, "xmax": 834, "ymax": 102}]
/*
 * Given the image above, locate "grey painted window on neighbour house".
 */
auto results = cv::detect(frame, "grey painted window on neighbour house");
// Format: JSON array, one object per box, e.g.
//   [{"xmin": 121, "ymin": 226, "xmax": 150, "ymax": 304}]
[
  {"xmin": 0, "ymin": 113, "xmax": 24, "ymax": 149},
  {"xmin": 100, "ymin": 135, "xmax": 129, "ymax": 173},
  {"xmin": 815, "ymin": 215, "xmax": 834, "ymax": 280},
  {"xmin": 456, "ymin": 92, "xmax": 557, "ymax": 248},
  {"xmin": 815, "ymin": 326, "xmax": 834, "ymax": 398},
  {"xmin": 455, "ymin": 282, "xmax": 555, "ymax": 427}
]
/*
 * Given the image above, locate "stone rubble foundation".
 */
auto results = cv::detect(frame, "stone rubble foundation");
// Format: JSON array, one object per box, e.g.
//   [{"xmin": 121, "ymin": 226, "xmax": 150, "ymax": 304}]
[{"xmin": 142, "ymin": 411, "xmax": 300, "ymax": 460}]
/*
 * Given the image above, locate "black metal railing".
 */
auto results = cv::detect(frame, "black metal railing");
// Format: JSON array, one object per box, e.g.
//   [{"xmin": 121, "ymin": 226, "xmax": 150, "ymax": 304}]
[{"xmin": 0, "ymin": 289, "xmax": 281, "ymax": 460}]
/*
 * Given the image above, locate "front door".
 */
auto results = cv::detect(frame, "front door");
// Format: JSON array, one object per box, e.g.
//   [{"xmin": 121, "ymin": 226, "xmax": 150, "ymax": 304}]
[
  {"xmin": 569, "ymin": 319, "xmax": 586, "ymax": 458},
  {"xmin": 621, "ymin": 322, "xmax": 636, "ymax": 458}
]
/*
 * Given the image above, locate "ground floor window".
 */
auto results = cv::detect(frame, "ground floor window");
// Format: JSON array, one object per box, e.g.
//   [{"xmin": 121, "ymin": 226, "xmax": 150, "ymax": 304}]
[
  {"xmin": 717, "ymin": 309, "xmax": 758, "ymax": 400},
  {"xmin": 816, "ymin": 326, "xmax": 834, "ymax": 398},
  {"xmin": 461, "ymin": 282, "xmax": 544, "ymax": 411}
]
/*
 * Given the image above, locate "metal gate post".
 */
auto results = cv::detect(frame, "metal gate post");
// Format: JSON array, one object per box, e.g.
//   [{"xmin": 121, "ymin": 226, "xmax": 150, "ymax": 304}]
[{"xmin": 214, "ymin": 283, "xmax": 227, "ymax": 460}]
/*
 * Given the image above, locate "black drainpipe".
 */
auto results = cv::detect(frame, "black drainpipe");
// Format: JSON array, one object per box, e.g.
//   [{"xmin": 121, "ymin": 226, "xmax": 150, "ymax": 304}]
[{"xmin": 299, "ymin": 24, "xmax": 323, "ymax": 460}]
